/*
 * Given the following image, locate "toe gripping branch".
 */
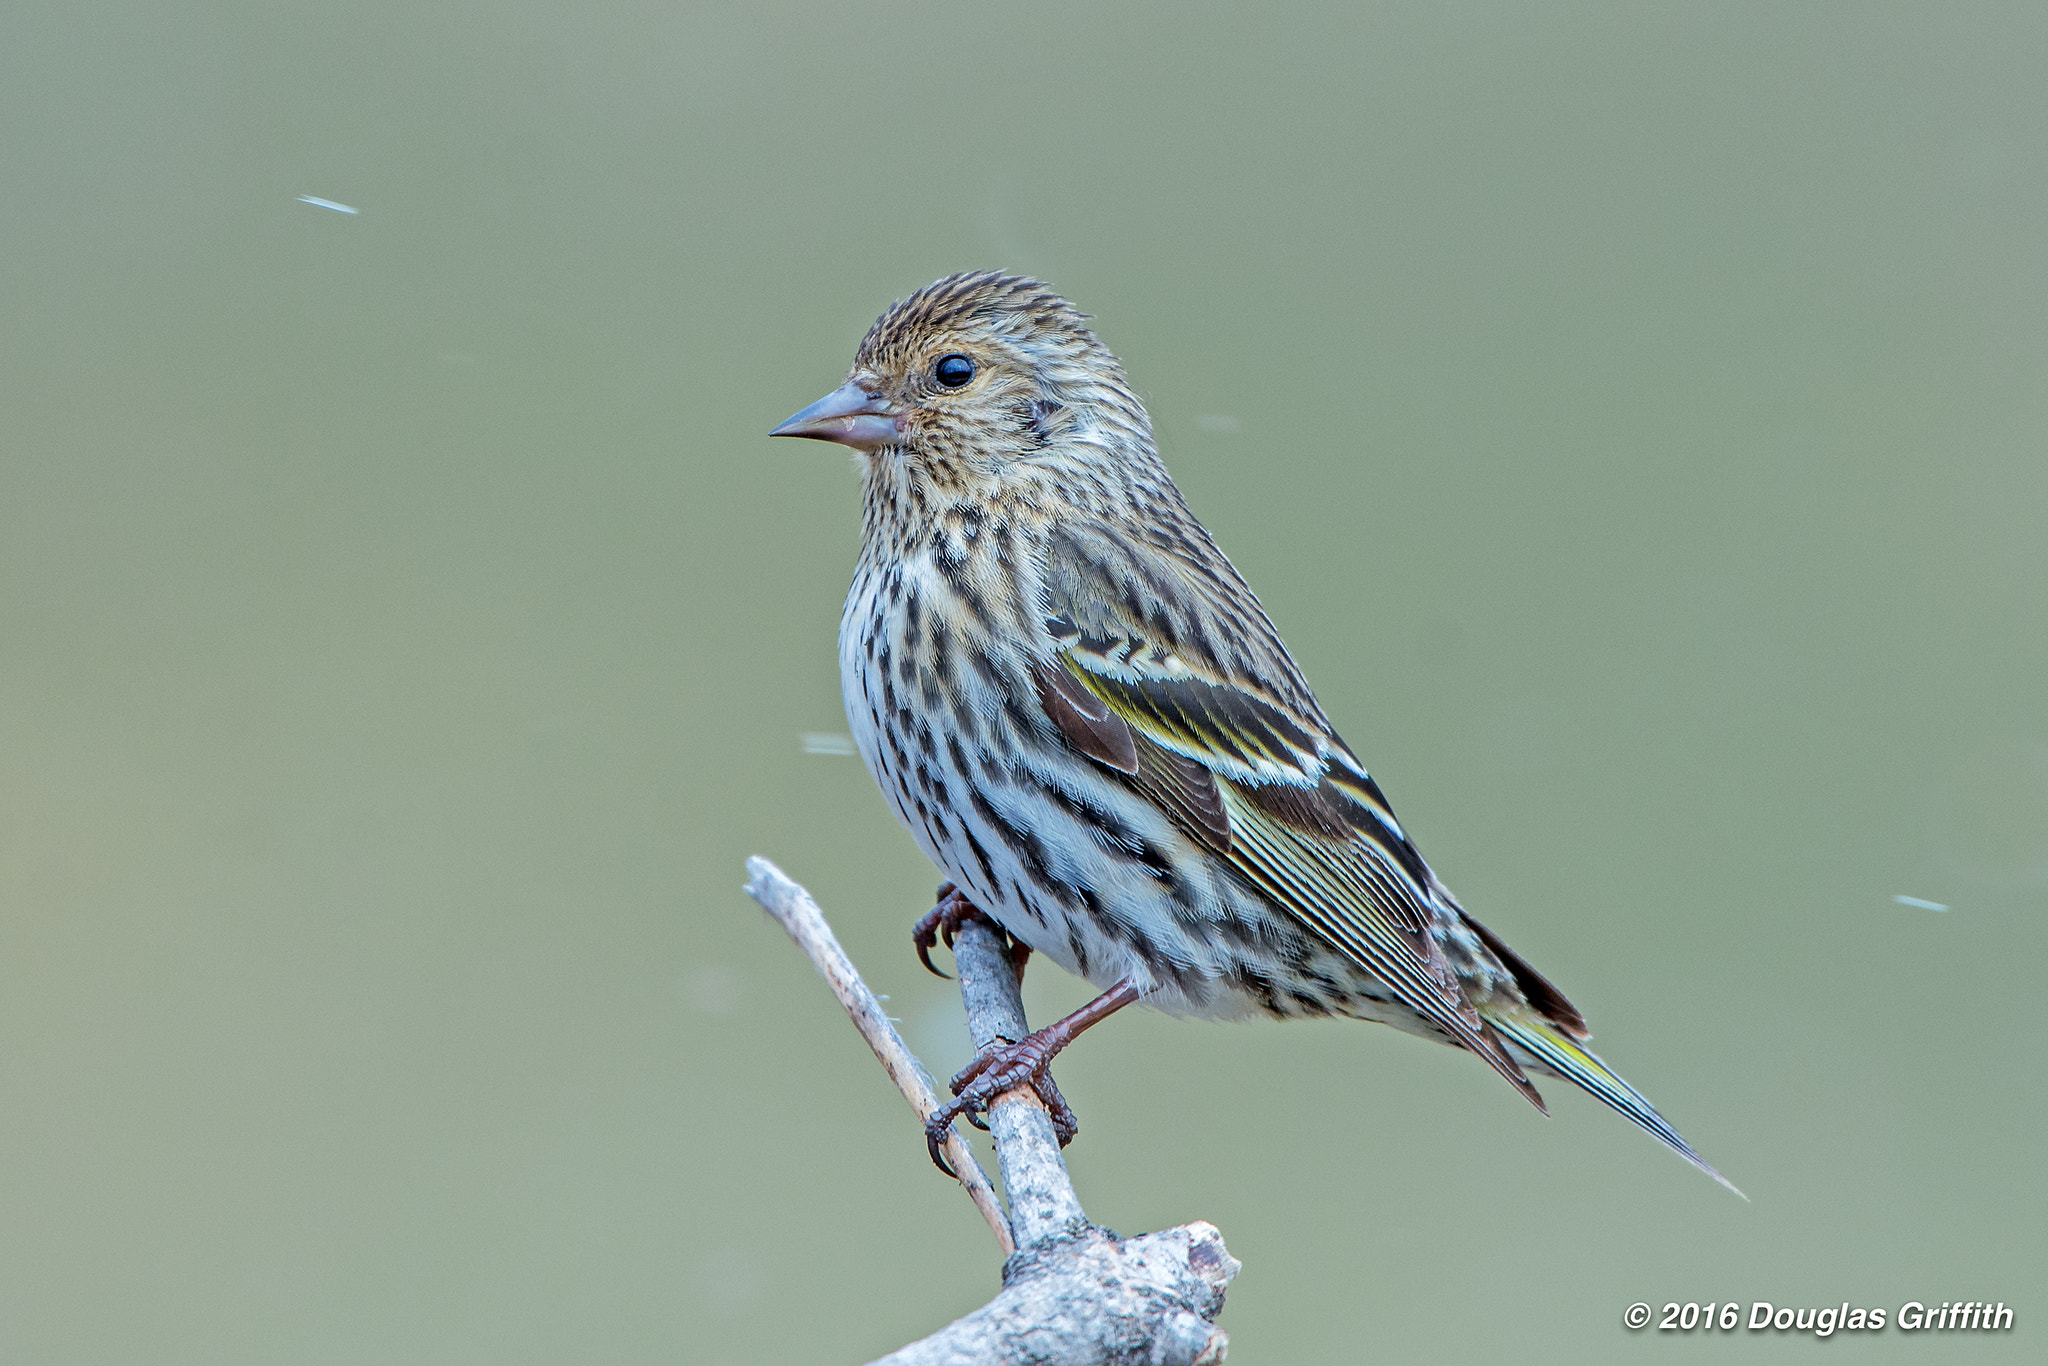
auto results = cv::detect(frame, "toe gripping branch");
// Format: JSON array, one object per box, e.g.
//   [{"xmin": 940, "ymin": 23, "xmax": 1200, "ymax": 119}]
[
  {"xmin": 926, "ymin": 1028, "xmax": 1081, "ymax": 1176},
  {"xmin": 913, "ymin": 883, "xmax": 1030, "ymax": 981},
  {"xmin": 912, "ymin": 886, "xmax": 1146, "ymax": 1179}
]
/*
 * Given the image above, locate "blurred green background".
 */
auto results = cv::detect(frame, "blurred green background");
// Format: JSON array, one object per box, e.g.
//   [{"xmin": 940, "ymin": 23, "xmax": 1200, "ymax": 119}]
[{"xmin": 3, "ymin": 2, "xmax": 2044, "ymax": 1361}]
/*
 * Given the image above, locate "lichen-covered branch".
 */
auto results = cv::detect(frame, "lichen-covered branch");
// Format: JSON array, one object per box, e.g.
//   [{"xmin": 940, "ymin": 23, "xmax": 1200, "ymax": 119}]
[
  {"xmin": 872, "ymin": 1221, "xmax": 1236, "ymax": 1366},
  {"xmin": 743, "ymin": 856, "xmax": 1238, "ymax": 1364}
]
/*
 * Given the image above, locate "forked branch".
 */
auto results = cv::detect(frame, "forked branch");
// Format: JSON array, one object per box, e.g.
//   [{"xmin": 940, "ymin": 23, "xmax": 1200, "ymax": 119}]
[{"xmin": 743, "ymin": 857, "xmax": 1238, "ymax": 1365}]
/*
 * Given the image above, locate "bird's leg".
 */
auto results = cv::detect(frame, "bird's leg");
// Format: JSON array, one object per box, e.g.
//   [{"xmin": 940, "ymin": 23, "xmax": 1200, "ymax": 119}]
[
  {"xmin": 912, "ymin": 882, "xmax": 1031, "ymax": 980},
  {"xmin": 924, "ymin": 977, "xmax": 1145, "ymax": 1174}
]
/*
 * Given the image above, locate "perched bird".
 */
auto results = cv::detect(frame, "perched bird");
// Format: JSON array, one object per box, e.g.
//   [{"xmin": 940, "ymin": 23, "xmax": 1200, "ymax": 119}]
[{"xmin": 772, "ymin": 271, "xmax": 1736, "ymax": 1194}]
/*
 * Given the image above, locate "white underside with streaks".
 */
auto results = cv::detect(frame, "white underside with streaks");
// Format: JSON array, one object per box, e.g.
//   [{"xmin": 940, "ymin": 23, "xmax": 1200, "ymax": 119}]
[{"xmin": 841, "ymin": 548, "xmax": 1450, "ymax": 1031}]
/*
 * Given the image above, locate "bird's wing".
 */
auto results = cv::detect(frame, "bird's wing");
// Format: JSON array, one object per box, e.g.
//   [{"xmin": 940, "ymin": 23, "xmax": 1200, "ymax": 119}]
[{"xmin": 1037, "ymin": 524, "xmax": 1543, "ymax": 1105}]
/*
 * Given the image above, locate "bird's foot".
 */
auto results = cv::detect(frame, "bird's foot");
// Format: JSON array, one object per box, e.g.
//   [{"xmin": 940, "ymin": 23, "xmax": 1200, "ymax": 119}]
[
  {"xmin": 912, "ymin": 883, "xmax": 1029, "ymax": 980},
  {"xmin": 925, "ymin": 1028, "xmax": 1079, "ymax": 1175},
  {"xmin": 920, "ymin": 978, "xmax": 1144, "ymax": 1177}
]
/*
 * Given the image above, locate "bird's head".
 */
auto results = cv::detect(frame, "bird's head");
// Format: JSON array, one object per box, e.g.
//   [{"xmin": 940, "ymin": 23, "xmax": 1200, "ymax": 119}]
[{"xmin": 771, "ymin": 271, "xmax": 1157, "ymax": 507}]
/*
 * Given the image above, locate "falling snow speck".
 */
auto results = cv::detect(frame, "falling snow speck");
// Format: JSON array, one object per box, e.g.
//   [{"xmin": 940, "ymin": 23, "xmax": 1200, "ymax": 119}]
[
  {"xmin": 801, "ymin": 732, "xmax": 856, "ymax": 756},
  {"xmin": 1893, "ymin": 895, "xmax": 1949, "ymax": 912},
  {"xmin": 297, "ymin": 195, "xmax": 358, "ymax": 214}
]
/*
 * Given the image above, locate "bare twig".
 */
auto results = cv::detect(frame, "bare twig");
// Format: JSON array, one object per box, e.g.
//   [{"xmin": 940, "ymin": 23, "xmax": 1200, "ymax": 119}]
[
  {"xmin": 943, "ymin": 912, "xmax": 1087, "ymax": 1248},
  {"xmin": 743, "ymin": 856, "xmax": 1239, "ymax": 1364},
  {"xmin": 744, "ymin": 857, "xmax": 1013, "ymax": 1254}
]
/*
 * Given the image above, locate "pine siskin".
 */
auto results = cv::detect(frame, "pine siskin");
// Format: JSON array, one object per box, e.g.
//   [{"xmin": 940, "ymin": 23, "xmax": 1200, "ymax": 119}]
[{"xmin": 772, "ymin": 271, "xmax": 1736, "ymax": 1194}]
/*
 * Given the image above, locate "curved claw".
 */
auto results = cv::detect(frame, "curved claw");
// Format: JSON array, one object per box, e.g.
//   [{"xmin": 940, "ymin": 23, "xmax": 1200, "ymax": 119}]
[
  {"xmin": 925, "ymin": 1116, "xmax": 958, "ymax": 1178},
  {"xmin": 913, "ymin": 930, "xmax": 952, "ymax": 980},
  {"xmin": 912, "ymin": 883, "xmax": 1031, "ymax": 981},
  {"xmin": 911, "ymin": 884, "xmax": 973, "ymax": 980}
]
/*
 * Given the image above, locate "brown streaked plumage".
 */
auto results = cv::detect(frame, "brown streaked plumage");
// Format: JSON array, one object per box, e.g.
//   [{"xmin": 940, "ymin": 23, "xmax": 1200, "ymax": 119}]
[{"xmin": 772, "ymin": 270, "xmax": 1738, "ymax": 1194}]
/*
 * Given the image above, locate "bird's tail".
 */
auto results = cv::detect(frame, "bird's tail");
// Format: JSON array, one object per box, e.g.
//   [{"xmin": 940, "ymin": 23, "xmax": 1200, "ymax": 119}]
[{"xmin": 1489, "ymin": 1012, "xmax": 1745, "ymax": 1199}]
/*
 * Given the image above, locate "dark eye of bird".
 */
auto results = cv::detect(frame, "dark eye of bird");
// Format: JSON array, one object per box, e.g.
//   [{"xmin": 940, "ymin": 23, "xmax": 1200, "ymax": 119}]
[{"xmin": 934, "ymin": 354, "xmax": 975, "ymax": 389}]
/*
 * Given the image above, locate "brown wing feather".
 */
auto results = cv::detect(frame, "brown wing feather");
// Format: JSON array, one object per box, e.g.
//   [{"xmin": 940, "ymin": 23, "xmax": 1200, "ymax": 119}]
[
  {"xmin": 1037, "ymin": 654, "xmax": 1231, "ymax": 853},
  {"xmin": 1465, "ymin": 913, "xmax": 1589, "ymax": 1039},
  {"xmin": 1132, "ymin": 733, "xmax": 1232, "ymax": 854},
  {"xmin": 1033, "ymin": 656, "xmax": 1137, "ymax": 773}
]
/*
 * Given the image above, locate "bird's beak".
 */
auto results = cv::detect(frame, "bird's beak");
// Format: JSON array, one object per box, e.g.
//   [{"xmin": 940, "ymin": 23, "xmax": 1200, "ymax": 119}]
[{"xmin": 769, "ymin": 381, "xmax": 900, "ymax": 450}]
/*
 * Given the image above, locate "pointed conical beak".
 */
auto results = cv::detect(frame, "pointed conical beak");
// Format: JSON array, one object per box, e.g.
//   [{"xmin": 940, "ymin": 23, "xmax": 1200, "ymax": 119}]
[{"xmin": 769, "ymin": 381, "xmax": 900, "ymax": 450}]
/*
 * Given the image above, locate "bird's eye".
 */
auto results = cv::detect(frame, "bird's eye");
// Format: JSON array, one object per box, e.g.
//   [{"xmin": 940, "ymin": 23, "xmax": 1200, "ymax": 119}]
[{"xmin": 934, "ymin": 354, "xmax": 976, "ymax": 389}]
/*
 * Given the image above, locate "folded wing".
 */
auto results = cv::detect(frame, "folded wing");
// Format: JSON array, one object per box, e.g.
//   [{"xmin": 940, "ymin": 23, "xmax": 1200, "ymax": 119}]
[{"xmin": 1037, "ymin": 524, "xmax": 1548, "ymax": 1108}]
